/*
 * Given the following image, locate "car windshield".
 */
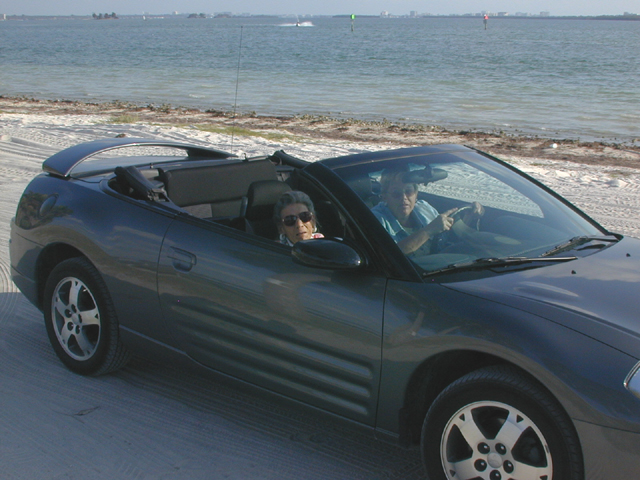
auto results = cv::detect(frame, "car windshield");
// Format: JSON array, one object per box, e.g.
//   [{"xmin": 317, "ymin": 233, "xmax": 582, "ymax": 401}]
[{"xmin": 330, "ymin": 148, "xmax": 609, "ymax": 275}]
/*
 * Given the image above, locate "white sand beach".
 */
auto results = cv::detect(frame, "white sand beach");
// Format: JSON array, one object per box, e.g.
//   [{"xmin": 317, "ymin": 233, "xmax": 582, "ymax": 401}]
[
  {"xmin": 1, "ymin": 104, "xmax": 639, "ymax": 479},
  {"xmin": 2, "ymin": 100, "xmax": 640, "ymax": 237}
]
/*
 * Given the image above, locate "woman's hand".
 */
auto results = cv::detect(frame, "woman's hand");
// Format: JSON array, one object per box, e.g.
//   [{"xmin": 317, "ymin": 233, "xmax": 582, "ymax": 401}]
[
  {"xmin": 425, "ymin": 207, "xmax": 458, "ymax": 236},
  {"xmin": 470, "ymin": 201, "xmax": 484, "ymax": 217},
  {"xmin": 397, "ymin": 207, "xmax": 458, "ymax": 255},
  {"xmin": 461, "ymin": 201, "xmax": 484, "ymax": 226}
]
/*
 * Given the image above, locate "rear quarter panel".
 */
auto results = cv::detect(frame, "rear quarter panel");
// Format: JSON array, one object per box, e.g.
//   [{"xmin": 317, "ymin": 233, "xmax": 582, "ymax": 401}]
[{"xmin": 11, "ymin": 174, "xmax": 177, "ymax": 346}]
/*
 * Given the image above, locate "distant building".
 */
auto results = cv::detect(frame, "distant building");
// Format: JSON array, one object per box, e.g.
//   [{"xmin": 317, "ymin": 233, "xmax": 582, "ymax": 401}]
[
  {"xmin": 380, "ymin": 11, "xmax": 390, "ymax": 18},
  {"xmin": 497, "ymin": 12, "xmax": 509, "ymax": 16},
  {"xmin": 540, "ymin": 11, "xmax": 551, "ymax": 17},
  {"xmin": 92, "ymin": 12, "xmax": 119, "ymax": 20}
]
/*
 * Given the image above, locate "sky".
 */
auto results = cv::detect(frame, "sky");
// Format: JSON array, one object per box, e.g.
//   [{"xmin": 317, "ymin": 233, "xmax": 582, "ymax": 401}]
[{"xmin": 0, "ymin": 0, "xmax": 637, "ymax": 17}]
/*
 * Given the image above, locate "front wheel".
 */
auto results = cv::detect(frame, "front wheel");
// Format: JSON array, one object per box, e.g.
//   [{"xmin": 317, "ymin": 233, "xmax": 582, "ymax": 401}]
[
  {"xmin": 43, "ymin": 257, "xmax": 130, "ymax": 375},
  {"xmin": 421, "ymin": 366, "xmax": 583, "ymax": 480}
]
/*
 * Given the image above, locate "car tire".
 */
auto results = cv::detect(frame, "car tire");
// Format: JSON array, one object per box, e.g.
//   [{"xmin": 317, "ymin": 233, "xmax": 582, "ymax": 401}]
[
  {"xmin": 421, "ymin": 365, "xmax": 583, "ymax": 480},
  {"xmin": 43, "ymin": 257, "xmax": 130, "ymax": 375}
]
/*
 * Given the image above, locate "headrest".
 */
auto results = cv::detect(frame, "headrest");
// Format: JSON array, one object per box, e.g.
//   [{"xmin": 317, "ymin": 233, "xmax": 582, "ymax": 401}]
[
  {"xmin": 246, "ymin": 180, "xmax": 291, "ymax": 221},
  {"xmin": 347, "ymin": 176, "xmax": 375, "ymax": 199},
  {"xmin": 161, "ymin": 159, "xmax": 277, "ymax": 207}
]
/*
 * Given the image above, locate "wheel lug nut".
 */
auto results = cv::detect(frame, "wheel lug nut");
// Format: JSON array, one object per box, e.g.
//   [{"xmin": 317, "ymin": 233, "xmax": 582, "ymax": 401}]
[
  {"xmin": 503, "ymin": 460, "xmax": 514, "ymax": 474},
  {"xmin": 474, "ymin": 459, "xmax": 487, "ymax": 472},
  {"xmin": 496, "ymin": 443, "xmax": 507, "ymax": 455},
  {"xmin": 478, "ymin": 442, "xmax": 490, "ymax": 454},
  {"xmin": 490, "ymin": 470, "xmax": 502, "ymax": 480},
  {"xmin": 67, "ymin": 322, "xmax": 74, "ymax": 330}
]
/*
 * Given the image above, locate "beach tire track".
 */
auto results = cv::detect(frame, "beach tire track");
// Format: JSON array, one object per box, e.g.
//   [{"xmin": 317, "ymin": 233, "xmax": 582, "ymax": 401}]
[
  {"xmin": 0, "ymin": 260, "xmax": 21, "ymax": 328},
  {"xmin": 101, "ymin": 360, "xmax": 425, "ymax": 479},
  {"xmin": 0, "ymin": 136, "xmax": 58, "ymax": 164},
  {"xmin": 0, "ymin": 253, "xmax": 50, "ymax": 367}
]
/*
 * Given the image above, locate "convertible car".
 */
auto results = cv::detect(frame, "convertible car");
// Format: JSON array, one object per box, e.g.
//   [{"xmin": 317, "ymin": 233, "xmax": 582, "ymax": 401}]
[{"xmin": 9, "ymin": 138, "xmax": 640, "ymax": 479}]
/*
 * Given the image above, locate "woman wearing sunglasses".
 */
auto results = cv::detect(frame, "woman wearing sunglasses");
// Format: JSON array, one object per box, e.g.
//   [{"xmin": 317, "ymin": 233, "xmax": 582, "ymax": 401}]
[
  {"xmin": 372, "ymin": 167, "xmax": 483, "ymax": 257},
  {"xmin": 274, "ymin": 191, "xmax": 324, "ymax": 246}
]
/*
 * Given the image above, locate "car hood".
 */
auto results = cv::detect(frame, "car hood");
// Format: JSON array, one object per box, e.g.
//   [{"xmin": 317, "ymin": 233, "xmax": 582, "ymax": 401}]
[{"xmin": 446, "ymin": 236, "xmax": 640, "ymax": 356}]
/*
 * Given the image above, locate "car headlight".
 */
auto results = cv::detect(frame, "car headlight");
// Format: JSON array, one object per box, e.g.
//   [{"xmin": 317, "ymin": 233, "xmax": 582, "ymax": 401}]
[{"xmin": 624, "ymin": 361, "xmax": 640, "ymax": 400}]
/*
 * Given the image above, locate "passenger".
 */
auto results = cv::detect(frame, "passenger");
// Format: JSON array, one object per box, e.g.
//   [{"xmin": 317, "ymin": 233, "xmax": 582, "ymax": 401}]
[
  {"xmin": 371, "ymin": 167, "xmax": 483, "ymax": 256},
  {"xmin": 273, "ymin": 191, "xmax": 324, "ymax": 246}
]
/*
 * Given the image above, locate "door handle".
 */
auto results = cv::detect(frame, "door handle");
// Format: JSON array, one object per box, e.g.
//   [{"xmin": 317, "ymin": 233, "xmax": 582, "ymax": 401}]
[{"xmin": 168, "ymin": 247, "xmax": 197, "ymax": 272}]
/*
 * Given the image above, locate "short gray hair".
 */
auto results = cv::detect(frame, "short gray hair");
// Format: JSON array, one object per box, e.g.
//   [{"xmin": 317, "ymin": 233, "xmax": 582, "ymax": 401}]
[{"xmin": 273, "ymin": 190, "xmax": 317, "ymax": 223}]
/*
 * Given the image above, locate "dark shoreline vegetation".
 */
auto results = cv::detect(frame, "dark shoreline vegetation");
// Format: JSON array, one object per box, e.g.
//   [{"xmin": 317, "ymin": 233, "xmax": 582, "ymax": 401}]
[
  {"xmin": 1, "ymin": 95, "xmax": 639, "ymax": 170},
  {"xmin": 3, "ymin": 14, "xmax": 639, "ymax": 21}
]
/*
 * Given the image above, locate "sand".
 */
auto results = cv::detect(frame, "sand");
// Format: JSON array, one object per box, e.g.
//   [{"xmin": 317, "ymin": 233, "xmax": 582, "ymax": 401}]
[
  {"xmin": 0, "ymin": 97, "xmax": 639, "ymax": 479},
  {"xmin": 2, "ymin": 96, "xmax": 640, "ymax": 237}
]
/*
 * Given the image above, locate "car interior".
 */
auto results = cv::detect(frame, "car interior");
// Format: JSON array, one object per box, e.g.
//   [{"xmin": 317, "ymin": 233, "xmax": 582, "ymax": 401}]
[{"xmin": 109, "ymin": 155, "xmax": 349, "ymax": 242}]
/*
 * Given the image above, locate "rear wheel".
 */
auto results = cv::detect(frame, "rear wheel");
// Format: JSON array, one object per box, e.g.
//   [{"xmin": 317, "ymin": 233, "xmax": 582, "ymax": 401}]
[
  {"xmin": 43, "ymin": 257, "xmax": 130, "ymax": 375},
  {"xmin": 421, "ymin": 366, "xmax": 583, "ymax": 480}
]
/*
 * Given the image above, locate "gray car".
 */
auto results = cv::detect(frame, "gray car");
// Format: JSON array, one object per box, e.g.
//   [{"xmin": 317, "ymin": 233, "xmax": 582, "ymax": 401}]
[{"xmin": 10, "ymin": 138, "xmax": 640, "ymax": 479}]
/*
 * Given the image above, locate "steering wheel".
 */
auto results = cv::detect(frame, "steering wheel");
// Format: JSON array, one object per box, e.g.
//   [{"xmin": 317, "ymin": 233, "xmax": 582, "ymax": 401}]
[
  {"xmin": 430, "ymin": 205, "xmax": 478, "ymax": 254},
  {"xmin": 450, "ymin": 205, "xmax": 480, "ymax": 231},
  {"xmin": 449, "ymin": 206, "xmax": 523, "ymax": 252}
]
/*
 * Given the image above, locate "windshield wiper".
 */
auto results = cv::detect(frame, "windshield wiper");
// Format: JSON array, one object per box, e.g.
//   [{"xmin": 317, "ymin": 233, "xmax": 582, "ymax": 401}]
[
  {"xmin": 541, "ymin": 235, "xmax": 619, "ymax": 257},
  {"xmin": 423, "ymin": 256, "xmax": 577, "ymax": 277}
]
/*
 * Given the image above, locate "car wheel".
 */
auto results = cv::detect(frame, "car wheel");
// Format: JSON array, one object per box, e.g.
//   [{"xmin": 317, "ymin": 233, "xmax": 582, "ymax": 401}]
[
  {"xmin": 43, "ymin": 257, "xmax": 130, "ymax": 375},
  {"xmin": 421, "ymin": 366, "xmax": 583, "ymax": 480}
]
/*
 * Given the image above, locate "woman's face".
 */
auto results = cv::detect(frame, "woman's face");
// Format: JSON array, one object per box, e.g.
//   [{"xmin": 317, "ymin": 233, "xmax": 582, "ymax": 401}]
[
  {"xmin": 383, "ymin": 177, "xmax": 417, "ymax": 223},
  {"xmin": 279, "ymin": 203, "xmax": 315, "ymax": 244}
]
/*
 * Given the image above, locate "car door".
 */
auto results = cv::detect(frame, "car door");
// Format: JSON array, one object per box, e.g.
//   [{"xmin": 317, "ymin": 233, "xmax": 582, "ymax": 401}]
[{"xmin": 157, "ymin": 217, "xmax": 386, "ymax": 425}]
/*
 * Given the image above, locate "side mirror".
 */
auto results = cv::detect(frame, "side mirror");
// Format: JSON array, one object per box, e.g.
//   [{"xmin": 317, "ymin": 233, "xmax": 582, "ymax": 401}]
[{"xmin": 292, "ymin": 239, "xmax": 363, "ymax": 270}]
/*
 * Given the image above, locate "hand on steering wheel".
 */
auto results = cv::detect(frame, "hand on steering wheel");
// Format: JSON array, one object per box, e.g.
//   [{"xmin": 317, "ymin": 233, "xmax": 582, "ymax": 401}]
[
  {"xmin": 450, "ymin": 203, "xmax": 482, "ymax": 231},
  {"xmin": 430, "ymin": 203, "xmax": 484, "ymax": 253}
]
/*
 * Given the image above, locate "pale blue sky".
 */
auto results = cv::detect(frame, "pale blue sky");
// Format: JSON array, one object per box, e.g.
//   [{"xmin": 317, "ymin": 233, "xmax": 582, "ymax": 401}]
[{"xmin": 0, "ymin": 0, "xmax": 637, "ymax": 17}]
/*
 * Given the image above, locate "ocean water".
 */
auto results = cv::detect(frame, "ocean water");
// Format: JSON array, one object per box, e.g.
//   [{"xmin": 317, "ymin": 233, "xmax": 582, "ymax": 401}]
[{"xmin": 1, "ymin": 16, "xmax": 639, "ymax": 142}]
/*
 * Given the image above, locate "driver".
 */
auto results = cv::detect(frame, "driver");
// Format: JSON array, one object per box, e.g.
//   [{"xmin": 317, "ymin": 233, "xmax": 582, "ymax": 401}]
[{"xmin": 371, "ymin": 167, "xmax": 483, "ymax": 256}]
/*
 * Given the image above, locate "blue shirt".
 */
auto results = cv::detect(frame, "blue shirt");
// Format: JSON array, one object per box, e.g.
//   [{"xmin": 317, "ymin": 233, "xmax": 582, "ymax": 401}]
[{"xmin": 371, "ymin": 200, "xmax": 439, "ymax": 255}]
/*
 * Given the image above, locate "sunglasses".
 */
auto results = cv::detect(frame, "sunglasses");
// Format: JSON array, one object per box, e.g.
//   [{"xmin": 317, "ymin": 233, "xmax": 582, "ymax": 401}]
[
  {"xmin": 282, "ymin": 211, "xmax": 314, "ymax": 227},
  {"xmin": 388, "ymin": 186, "xmax": 418, "ymax": 199}
]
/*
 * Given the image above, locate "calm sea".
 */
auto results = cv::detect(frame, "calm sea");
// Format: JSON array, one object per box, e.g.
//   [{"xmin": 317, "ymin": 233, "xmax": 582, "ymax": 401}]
[{"xmin": 1, "ymin": 16, "xmax": 639, "ymax": 142}]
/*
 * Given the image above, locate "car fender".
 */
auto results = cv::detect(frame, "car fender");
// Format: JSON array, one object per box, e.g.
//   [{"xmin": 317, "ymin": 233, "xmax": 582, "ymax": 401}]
[{"xmin": 375, "ymin": 280, "xmax": 640, "ymax": 441}]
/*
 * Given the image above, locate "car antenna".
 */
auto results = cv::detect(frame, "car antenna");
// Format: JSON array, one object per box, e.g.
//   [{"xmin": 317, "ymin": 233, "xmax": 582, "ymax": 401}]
[{"xmin": 230, "ymin": 25, "xmax": 244, "ymax": 154}]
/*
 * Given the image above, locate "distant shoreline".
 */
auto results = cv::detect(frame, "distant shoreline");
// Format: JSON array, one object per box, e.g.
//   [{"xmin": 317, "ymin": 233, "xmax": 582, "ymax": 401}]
[
  {"xmin": 2, "ymin": 14, "xmax": 638, "ymax": 22},
  {"xmin": 1, "ymin": 95, "xmax": 639, "ymax": 170}
]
